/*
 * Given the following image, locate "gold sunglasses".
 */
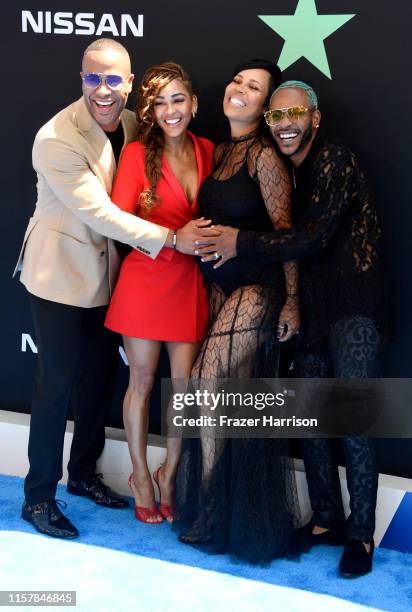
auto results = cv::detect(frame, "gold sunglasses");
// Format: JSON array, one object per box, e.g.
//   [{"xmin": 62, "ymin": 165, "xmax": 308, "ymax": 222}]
[{"xmin": 264, "ymin": 106, "xmax": 311, "ymax": 126}]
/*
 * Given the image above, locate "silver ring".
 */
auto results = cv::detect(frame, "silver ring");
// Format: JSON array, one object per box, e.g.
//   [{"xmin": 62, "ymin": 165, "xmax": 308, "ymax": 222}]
[{"xmin": 214, "ymin": 252, "xmax": 220, "ymax": 260}]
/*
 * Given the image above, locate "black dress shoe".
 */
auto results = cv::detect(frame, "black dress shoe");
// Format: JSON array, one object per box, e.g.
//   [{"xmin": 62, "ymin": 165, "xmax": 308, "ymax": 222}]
[
  {"xmin": 67, "ymin": 473, "xmax": 129, "ymax": 509},
  {"xmin": 308, "ymin": 522, "xmax": 346, "ymax": 546},
  {"xmin": 22, "ymin": 500, "xmax": 79, "ymax": 539},
  {"xmin": 339, "ymin": 539, "xmax": 374, "ymax": 578}
]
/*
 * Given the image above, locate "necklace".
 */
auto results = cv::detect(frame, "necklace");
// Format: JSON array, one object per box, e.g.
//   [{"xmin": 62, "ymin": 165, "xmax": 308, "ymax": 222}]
[
  {"xmin": 292, "ymin": 167, "xmax": 297, "ymax": 189},
  {"xmin": 230, "ymin": 127, "xmax": 260, "ymax": 143}
]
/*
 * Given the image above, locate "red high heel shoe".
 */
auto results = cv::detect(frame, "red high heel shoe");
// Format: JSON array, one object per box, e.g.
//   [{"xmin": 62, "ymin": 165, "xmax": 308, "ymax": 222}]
[
  {"xmin": 128, "ymin": 474, "xmax": 163, "ymax": 524},
  {"xmin": 153, "ymin": 466, "xmax": 174, "ymax": 523}
]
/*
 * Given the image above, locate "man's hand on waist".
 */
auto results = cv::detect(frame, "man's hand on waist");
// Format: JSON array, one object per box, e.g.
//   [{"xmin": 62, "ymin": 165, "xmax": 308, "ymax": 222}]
[{"xmin": 166, "ymin": 218, "xmax": 221, "ymax": 255}]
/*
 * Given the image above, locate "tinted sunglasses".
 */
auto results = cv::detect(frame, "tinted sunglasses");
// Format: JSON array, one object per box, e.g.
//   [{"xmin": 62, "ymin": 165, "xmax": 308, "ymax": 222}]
[
  {"xmin": 82, "ymin": 72, "xmax": 128, "ymax": 90},
  {"xmin": 264, "ymin": 106, "xmax": 311, "ymax": 125}
]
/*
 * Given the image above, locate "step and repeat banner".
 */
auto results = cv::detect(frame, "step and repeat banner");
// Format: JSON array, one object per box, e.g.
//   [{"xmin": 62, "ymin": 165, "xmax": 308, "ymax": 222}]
[{"xmin": 1, "ymin": 1, "xmax": 411, "ymax": 477}]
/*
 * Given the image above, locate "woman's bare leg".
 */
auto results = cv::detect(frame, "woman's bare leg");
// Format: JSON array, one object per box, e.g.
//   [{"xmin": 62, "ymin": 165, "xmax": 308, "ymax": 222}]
[
  {"xmin": 156, "ymin": 341, "xmax": 202, "ymax": 520},
  {"xmin": 123, "ymin": 336, "xmax": 162, "ymax": 522}
]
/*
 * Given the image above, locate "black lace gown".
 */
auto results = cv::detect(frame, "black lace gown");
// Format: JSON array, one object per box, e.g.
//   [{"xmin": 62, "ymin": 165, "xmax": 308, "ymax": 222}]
[{"xmin": 173, "ymin": 132, "xmax": 308, "ymax": 565}]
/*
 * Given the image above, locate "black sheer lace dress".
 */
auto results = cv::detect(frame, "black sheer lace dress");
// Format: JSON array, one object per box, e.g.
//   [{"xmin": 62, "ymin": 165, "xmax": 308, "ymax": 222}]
[{"xmin": 173, "ymin": 130, "xmax": 309, "ymax": 565}]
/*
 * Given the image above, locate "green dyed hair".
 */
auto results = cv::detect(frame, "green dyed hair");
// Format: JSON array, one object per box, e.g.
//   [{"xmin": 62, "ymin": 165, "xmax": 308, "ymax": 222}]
[{"xmin": 271, "ymin": 80, "xmax": 318, "ymax": 109}]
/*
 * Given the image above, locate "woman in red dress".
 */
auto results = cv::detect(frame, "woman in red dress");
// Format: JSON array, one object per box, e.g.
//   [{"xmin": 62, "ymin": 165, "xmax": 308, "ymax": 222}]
[{"xmin": 105, "ymin": 63, "xmax": 214, "ymax": 524}]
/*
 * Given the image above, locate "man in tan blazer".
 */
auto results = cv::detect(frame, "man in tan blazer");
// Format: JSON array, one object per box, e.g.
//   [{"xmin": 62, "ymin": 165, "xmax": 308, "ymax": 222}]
[{"xmin": 15, "ymin": 38, "xmax": 216, "ymax": 539}]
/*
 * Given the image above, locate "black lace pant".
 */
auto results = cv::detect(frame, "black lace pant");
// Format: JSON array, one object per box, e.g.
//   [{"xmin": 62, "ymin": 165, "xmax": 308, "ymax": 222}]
[{"xmin": 295, "ymin": 316, "xmax": 381, "ymax": 543}]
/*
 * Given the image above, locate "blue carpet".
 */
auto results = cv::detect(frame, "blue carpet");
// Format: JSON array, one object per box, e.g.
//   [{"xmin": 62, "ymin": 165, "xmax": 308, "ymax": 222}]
[
  {"xmin": 0, "ymin": 532, "xmax": 383, "ymax": 612},
  {"xmin": 1, "ymin": 475, "xmax": 411, "ymax": 611}
]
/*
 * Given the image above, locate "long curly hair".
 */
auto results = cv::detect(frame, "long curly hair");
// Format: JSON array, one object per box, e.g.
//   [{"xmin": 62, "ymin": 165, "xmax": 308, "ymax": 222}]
[{"xmin": 135, "ymin": 62, "xmax": 194, "ymax": 216}]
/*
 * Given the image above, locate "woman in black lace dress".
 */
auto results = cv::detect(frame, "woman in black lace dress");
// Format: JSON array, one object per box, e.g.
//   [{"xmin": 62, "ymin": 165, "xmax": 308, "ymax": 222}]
[{"xmin": 173, "ymin": 60, "xmax": 306, "ymax": 565}]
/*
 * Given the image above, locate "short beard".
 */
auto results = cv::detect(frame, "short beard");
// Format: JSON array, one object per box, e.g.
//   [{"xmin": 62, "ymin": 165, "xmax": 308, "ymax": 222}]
[{"xmin": 292, "ymin": 124, "xmax": 315, "ymax": 157}]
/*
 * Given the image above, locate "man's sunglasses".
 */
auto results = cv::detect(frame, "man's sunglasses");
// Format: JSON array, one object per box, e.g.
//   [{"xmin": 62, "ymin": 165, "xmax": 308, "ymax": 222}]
[
  {"xmin": 264, "ymin": 106, "xmax": 311, "ymax": 126},
  {"xmin": 82, "ymin": 73, "xmax": 128, "ymax": 90}
]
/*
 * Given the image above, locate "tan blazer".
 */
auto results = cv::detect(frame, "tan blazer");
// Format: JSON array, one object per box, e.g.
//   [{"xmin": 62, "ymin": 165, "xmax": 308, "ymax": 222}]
[{"xmin": 13, "ymin": 97, "xmax": 169, "ymax": 308}]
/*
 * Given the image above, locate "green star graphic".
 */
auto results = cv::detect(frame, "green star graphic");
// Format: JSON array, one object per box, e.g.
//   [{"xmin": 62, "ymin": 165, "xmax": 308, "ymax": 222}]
[{"xmin": 259, "ymin": 0, "xmax": 355, "ymax": 79}]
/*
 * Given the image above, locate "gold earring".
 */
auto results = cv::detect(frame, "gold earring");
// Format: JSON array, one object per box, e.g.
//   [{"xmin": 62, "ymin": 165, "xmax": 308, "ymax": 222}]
[{"xmin": 192, "ymin": 110, "xmax": 197, "ymax": 119}]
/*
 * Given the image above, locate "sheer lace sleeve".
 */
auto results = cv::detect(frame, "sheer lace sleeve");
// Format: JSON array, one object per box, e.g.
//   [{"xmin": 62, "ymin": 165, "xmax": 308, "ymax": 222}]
[
  {"xmin": 251, "ymin": 140, "xmax": 292, "ymax": 230},
  {"xmin": 246, "ymin": 139, "xmax": 300, "ymax": 337},
  {"xmin": 252, "ymin": 141, "xmax": 299, "ymax": 300},
  {"xmin": 238, "ymin": 142, "xmax": 358, "ymax": 263}
]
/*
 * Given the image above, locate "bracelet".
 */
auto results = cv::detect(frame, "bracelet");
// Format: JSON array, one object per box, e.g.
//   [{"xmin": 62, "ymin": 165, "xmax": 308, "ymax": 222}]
[
  {"xmin": 172, "ymin": 230, "xmax": 177, "ymax": 249},
  {"xmin": 286, "ymin": 293, "xmax": 299, "ymax": 298}
]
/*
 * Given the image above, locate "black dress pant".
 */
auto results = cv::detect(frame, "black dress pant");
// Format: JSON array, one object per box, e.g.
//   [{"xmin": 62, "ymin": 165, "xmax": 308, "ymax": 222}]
[
  {"xmin": 295, "ymin": 316, "xmax": 381, "ymax": 543},
  {"xmin": 24, "ymin": 294, "xmax": 118, "ymax": 505}
]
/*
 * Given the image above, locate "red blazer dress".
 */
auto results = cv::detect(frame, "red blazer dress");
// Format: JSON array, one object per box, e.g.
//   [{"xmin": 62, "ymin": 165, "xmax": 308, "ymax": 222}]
[{"xmin": 105, "ymin": 133, "xmax": 214, "ymax": 342}]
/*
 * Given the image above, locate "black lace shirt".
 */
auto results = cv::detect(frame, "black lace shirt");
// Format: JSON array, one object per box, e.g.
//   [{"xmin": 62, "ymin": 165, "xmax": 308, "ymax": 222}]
[{"xmin": 237, "ymin": 134, "xmax": 391, "ymax": 347}]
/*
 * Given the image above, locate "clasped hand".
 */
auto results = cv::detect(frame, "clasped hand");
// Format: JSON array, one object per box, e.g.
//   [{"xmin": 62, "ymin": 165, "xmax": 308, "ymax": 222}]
[
  {"xmin": 194, "ymin": 224, "xmax": 239, "ymax": 268},
  {"xmin": 175, "ymin": 218, "xmax": 221, "ymax": 254}
]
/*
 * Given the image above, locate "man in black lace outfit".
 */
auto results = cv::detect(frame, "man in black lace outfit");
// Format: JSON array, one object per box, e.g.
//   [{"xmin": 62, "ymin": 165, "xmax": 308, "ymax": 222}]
[{"xmin": 197, "ymin": 81, "xmax": 389, "ymax": 577}]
